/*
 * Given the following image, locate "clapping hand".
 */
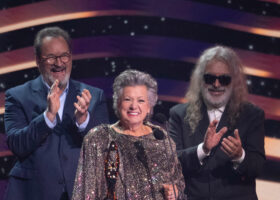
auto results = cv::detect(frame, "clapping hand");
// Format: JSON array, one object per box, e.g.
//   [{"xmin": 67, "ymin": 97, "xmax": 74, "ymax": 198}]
[
  {"xmin": 202, "ymin": 120, "xmax": 228, "ymax": 154},
  {"xmin": 221, "ymin": 129, "xmax": 243, "ymax": 160},
  {"xmin": 46, "ymin": 80, "xmax": 62, "ymax": 122},
  {"xmin": 74, "ymin": 89, "xmax": 92, "ymax": 125}
]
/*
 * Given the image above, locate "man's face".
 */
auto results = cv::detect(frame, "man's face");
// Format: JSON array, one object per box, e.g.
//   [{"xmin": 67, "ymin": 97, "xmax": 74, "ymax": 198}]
[
  {"xmin": 201, "ymin": 60, "xmax": 233, "ymax": 108},
  {"xmin": 37, "ymin": 36, "xmax": 72, "ymax": 89}
]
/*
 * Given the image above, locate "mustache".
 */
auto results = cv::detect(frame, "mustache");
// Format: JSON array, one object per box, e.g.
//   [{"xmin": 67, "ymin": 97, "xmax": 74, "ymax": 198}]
[
  {"xmin": 208, "ymin": 87, "xmax": 226, "ymax": 92},
  {"xmin": 51, "ymin": 65, "xmax": 66, "ymax": 72}
]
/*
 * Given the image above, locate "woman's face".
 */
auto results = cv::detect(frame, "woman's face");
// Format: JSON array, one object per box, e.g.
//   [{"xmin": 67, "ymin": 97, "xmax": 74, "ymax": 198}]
[{"xmin": 118, "ymin": 85, "xmax": 151, "ymax": 128}]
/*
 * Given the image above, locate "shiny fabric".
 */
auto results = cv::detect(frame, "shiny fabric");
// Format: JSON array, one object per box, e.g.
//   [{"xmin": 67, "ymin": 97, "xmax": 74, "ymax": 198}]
[{"xmin": 72, "ymin": 123, "xmax": 186, "ymax": 200}]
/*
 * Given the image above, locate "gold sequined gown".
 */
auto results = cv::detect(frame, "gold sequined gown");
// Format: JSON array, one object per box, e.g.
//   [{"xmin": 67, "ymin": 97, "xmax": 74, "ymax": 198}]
[{"xmin": 72, "ymin": 123, "xmax": 186, "ymax": 200}]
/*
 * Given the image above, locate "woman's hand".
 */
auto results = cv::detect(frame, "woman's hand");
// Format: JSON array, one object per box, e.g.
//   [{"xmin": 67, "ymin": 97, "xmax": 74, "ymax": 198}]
[{"xmin": 163, "ymin": 184, "xmax": 178, "ymax": 200}]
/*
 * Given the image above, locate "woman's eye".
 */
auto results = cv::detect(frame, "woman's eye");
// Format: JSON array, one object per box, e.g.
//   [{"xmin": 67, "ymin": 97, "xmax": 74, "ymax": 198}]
[{"xmin": 138, "ymin": 99, "xmax": 145, "ymax": 103}]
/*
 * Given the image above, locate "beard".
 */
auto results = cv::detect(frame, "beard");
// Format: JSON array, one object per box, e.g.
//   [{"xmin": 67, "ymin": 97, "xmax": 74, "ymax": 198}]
[
  {"xmin": 201, "ymin": 85, "xmax": 232, "ymax": 108},
  {"xmin": 40, "ymin": 65, "xmax": 70, "ymax": 89},
  {"xmin": 46, "ymin": 73, "xmax": 70, "ymax": 89}
]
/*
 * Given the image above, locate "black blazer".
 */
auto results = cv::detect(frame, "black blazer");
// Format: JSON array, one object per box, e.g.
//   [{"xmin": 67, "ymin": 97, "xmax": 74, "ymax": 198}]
[
  {"xmin": 168, "ymin": 102, "xmax": 265, "ymax": 200},
  {"xmin": 4, "ymin": 76, "xmax": 109, "ymax": 200}
]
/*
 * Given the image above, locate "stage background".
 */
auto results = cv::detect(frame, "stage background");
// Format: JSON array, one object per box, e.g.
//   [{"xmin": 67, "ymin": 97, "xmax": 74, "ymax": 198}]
[{"xmin": 0, "ymin": 0, "xmax": 280, "ymax": 199}]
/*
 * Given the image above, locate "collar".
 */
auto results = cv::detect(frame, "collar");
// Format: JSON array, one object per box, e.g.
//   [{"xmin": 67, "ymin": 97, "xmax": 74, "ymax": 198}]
[{"xmin": 208, "ymin": 105, "xmax": 225, "ymax": 113}]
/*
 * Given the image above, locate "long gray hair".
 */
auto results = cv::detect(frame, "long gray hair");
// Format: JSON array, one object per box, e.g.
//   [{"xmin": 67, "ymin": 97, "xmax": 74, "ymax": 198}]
[
  {"xmin": 185, "ymin": 46, "xmax": 248, "ymax": 133},
  {"xmin": 113, "ymin": 69, "xmax": 158, "ymax": 119}
]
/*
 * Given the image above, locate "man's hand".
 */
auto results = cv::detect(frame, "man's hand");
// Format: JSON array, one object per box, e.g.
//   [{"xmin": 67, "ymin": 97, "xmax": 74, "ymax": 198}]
[
  {"xmin": 221, "ymin": 129, "xmax": 243, "ymax": 160},
  {"xmin": 203, "ymin": 120, "xmax": 227, "ymax": 154},
  {"xmin": 163, "ymin": 184, "xmax": 178, "ymax": 200},
  {"xmin": 46, "ymin": 80, "xmax": 62, "ymax": 122},
  {"xmin": 74, "ymin": 89, "xmax": 92, "ymax": 125}
]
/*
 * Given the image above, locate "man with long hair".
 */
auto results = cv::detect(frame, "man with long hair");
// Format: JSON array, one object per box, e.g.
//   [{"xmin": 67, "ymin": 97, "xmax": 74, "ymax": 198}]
[{"xmin": 169, "ymin": 45, "xmax": 265, "ymax": 200}]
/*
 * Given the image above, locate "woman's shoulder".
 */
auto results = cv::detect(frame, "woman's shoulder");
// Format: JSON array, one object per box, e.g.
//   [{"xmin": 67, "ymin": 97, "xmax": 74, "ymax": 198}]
[
  {"xmin": 146, "ymin": 122, "xmax": 168, "ymax": 137},
  {"xmin": 147, "ymin": 122, "xmax": 162, "ymax": 130},
  {"xmin": 84, "ymin": 124, "xmax": 111, "ymax": 142}
]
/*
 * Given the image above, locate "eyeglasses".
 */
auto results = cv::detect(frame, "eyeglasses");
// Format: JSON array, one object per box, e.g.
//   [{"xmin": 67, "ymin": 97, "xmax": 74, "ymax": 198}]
[
  {"xmin": 41, "ymin": 53, "xmax": 71, "ymax": 64},
  {"xmin": 203, "ymin": 74, "xmax": 232, "ymax": 86}
]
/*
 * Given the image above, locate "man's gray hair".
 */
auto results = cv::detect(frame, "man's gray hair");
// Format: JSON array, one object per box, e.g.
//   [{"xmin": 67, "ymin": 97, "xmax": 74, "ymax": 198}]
[
  {"xmin": 185, "ymin": 45, "xmax": 248, "ymax": 133},
  {"xmin": 34, "ymin": 26, "xmax": 71, "ymax": 58}
]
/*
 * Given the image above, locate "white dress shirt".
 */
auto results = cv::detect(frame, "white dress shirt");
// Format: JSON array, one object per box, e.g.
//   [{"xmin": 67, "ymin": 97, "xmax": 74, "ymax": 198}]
[
  {"xmin": 42, "ymin": 78, "xmax": 90, "ymax": 131},
  {"xmin": 197, "ymin": 106, "xmax": 245, "ymax": 168}
]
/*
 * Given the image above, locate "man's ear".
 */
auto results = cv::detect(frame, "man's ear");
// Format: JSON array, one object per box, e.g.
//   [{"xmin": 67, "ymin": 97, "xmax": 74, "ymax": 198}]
[
  {"xmin": 36, "ymin": 56, "xmax": 40, "ymax": 65},
  {"xmin": 36, "ymin": 57, "xmax": 41, "ymax": 72}
]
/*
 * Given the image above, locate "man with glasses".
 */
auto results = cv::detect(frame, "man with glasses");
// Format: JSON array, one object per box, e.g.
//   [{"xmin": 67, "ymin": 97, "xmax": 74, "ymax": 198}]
[
  {"xmin": 4, "ymin": 27, "xmax": 109, "ymax": 200},
  {"xmin": 168, "ymin": 46, "xmax": 265, "ymax": 200}
]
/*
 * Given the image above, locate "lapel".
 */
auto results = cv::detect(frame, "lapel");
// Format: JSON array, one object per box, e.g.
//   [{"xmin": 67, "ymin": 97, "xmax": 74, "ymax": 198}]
[
  {"xmin": 31, "ymin": 77, "xmax": 80, "ymax": 121},
  {"xmin": 195, "ymin": 103, "xmax": 231, "ymax": 148},
  {"xmin": 196, "ymin": 103, "xmax": 210, "ymax": 144},
  {"xmin": 30, "ymin": 76, "xmax": 49, "ymax": 115},
  {"xmin": 31, "ymin": 76, "xmax": 48, "ymax": 96},
  {"xmin": 213, "ymin": 104, "xmax": 231, "ymax": 160},
  {"xmin": 216, "ymin": 105, "xmax": 230, "ymax": 136}
]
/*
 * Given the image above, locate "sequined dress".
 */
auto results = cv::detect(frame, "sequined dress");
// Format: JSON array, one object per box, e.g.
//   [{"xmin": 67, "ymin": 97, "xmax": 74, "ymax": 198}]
[{"xmin": 72, "ymin": 123, "xmax": 186, "ymax": 200}]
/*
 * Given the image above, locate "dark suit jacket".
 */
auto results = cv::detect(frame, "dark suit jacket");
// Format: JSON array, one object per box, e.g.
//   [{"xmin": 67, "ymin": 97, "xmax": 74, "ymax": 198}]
[
  {"xmin": 169, "ymin": 102, "xmax": 265, "ymax": 200},
  {"xmin": 4, "ymin": 76, "xmax": 109, "ymax": 200}
]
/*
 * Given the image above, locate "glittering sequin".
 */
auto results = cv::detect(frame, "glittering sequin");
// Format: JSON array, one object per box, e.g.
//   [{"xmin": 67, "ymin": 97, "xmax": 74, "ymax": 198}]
[{"xmin": 72, "ymin": 123, "xmax": 186, "ymax": 200}]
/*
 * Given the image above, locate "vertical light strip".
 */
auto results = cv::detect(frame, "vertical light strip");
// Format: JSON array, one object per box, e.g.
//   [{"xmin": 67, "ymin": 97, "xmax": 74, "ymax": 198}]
[
  {"xmin": 256, "ymin": 179, "xmax": 280, "ymax": 200},
  {"xmin": 0, "ymin": 107, "xmax": 4, "ymax": 114}
]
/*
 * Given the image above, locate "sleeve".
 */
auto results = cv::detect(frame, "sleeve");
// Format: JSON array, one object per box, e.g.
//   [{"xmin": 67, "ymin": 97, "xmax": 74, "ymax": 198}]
[
  {"xmin": 4, "ymin": 90, "xmax": 53, "ymax": 158},
  {"xmin": 197, "ymin": 142, "xmax": 210, "ymax": 165},
  {"xmin": 72, "ymin": 135, "xmax": 89, "ymax": 200},
  {"xmin": 72, "ymin": 128, "xmax": 108, "ymax": 200},
  {"xmin": 44, "ymin": 110, "xmax": 57, "ymax": 128},
  {"xmin": 75, "ymin": 111, "xmax": 90, "ymax": 131},
  {"xmin": 168, "ymin": 106, "xmax": 202, "ymax": 174},
  {"xmin": 235, "ymin": 107, "xmax": 266, "ymax": 178},
  {"xmin": 165, "ymin": 134, "xmax": 187, "ymax": 200}
]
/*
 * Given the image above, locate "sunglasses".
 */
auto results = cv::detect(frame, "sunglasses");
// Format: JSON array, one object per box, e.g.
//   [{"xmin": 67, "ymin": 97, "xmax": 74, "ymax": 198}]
[{"xmin": 203, "ymin": 74, "xmax": 232, "ymax": 86}]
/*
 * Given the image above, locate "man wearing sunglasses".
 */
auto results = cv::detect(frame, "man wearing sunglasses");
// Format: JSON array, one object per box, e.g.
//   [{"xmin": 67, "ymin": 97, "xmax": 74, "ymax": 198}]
[
  {"xmin": 4, "ymin": 27, "xmax": 109, "ymax": 200},
  {"xmin": 168, "ymin": 46, "xmax": 265, "ymax": 200}
]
